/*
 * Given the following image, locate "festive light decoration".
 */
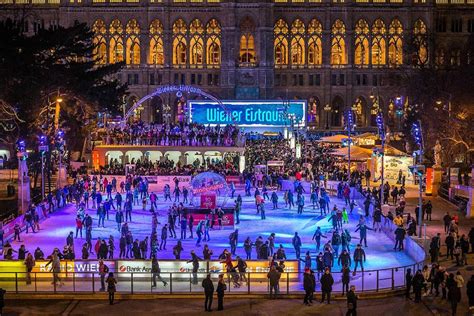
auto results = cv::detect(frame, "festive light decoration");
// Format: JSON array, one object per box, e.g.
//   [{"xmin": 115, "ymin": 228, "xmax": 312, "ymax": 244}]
[
  {"xmin": 411, "ymin": 120, "xmax": 424, "ymax": 150},
  {"xmin": 344, "ymin": 109, "xmax": 355, "ymax": 132},
  {"xmin": 376, "ymin": 112, "xmax": 386, "ymax": 141},
  {"xmin": 16, "ymin": 139, "xmax": 27, "ymax": 160}
]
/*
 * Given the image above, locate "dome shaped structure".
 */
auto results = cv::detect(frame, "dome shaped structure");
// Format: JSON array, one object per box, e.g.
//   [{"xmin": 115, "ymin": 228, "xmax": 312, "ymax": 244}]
[{"xmin": 190, "ymin": 172, "xmax": 229, "ymax": 207}]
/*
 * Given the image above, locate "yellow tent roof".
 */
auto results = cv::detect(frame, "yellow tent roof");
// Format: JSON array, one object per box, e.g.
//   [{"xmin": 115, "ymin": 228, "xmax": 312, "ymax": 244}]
[
  {"xmin": 317, "ymin": 134, "xmax": 348, "ymax": 143},
  {"xmin": 330, "ymin": 146, "xmax": 373, "ymax": 161}
]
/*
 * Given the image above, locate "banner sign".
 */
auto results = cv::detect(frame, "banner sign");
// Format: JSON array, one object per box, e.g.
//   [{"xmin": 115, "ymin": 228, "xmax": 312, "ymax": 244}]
[
  {"xmin": 188, "ymin": 100, "xmax": 306, "ymax": 127},
  {"xmin": 200, "ymin": 193, "xmax": 216, "ymax": 209},
  {"xmin": 104, "ymin": 175, "xmax": 191, "ymax": 193},
  {"xmin": 425, "ymin": 167, "xmax": 433, "ymax": 195}
]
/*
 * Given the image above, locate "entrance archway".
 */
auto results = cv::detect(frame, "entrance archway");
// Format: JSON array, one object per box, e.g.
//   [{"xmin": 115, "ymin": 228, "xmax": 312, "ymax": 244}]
[{"xmin": 120, "ymin": 85, "xmax": 233, "ymax": 127}]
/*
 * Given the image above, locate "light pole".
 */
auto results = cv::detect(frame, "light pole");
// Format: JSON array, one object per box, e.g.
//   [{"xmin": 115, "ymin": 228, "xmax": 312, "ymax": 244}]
[
  {"xmin": 38, "ymin": 135, "xmax": 49, "ymax": 199},
  {"xmin": 411, "ymin": 120, "xmax": 424, "ymax": 237},
  {"xmin": 376, "ymin": 112, "xmax": 386, "ymax": 204},
  {"xmin": 55, "ymin": 130, "xmax": 65, "ymax": 190},
  {"xmin": 344, "ymin": 108, "xmax": 355, "ymax": 182},
  {"xmin": 324, "ymin": 104, "xmax": 332, "ymax": 130},
  {"xmin": 16, "ymin": 140, "xmax": 28, "ymax": 213}
]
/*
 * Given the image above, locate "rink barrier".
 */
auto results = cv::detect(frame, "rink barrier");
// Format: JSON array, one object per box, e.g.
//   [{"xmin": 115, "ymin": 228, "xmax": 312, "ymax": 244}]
[{"xmin": 0, "ymin": 259, "xmax": 425, "ymax": 295}]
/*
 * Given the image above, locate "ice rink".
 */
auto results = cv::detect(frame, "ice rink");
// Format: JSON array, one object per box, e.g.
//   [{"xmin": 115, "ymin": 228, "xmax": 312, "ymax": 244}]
[{"xmin": 9, "ymin": 187, "xmax": 416, "ymax": 272}]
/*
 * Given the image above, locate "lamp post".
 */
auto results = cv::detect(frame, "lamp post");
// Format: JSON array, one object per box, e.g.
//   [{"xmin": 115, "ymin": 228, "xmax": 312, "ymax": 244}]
[
  {"xmin": 411, "ymin": 120, "xmax": 424, "ymax": 237},
  {"xmin": 376, "ymin": 112, "xmax": 386, "ymax": 204},
  {"xmin": 344, "ymin": 108, "xmax": 355, "ymax": 182},
  {"xmin": 55, "ymin": 130, "xmax": 65, "ymax": 190},
  {"xmin": 324, "ymin": 104, "xmax": 332, "ymax": 130},
  {"xmin": 38, "ymin": 135, "xmax": 49, "ymax": 199},
  {"xmin": 16, "ymin": 140, "xmax": 27, "ymax": 213}
]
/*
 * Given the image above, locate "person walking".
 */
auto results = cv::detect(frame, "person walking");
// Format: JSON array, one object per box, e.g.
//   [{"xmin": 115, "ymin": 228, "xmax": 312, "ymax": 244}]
[
  {"xmin": 267, "ymin": 265, "xmax": 281, "ymax": 299},
  {"xmin": 412, "ymin": 269, "xmax": 425, "ymax": 303},
  {"xmin": 429, "ymin": 233, "xmax": 441, "ymax": 263},
  {"xmin": 303, "ymin": 268, "xmax": 313, "ymax": 306},
  {"xmin": 405, "ymin": 268, "xmax": 413, "ymax": 300},
  {"xmin": 106, "ymin": 272, "xmax": 117, "ymax": 305},
  {"xmin": 216, "ymin": 274, "xmax": 227, "ymax": 311},
  {"xmin": 320, "ymin": 267, "xmax": 334, "ymax": 304},
  {"xmin": 448, "ymin": 272, "xmax": 462, "ymax": 316},
  {"xmin": 466, "ymin": 275, "xmax": 474, "ymax": 310},
  {"xmin": 346, "ymin": 285, "xmax": 358, "ymax": 316},
  {"xmin": 202, "ymin": 273, "xmax": 214, "ymax": 312}
]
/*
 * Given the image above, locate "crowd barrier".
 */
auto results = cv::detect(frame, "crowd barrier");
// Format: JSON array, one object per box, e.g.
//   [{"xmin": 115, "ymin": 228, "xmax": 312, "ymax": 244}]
[{"xmin": 0, "ymin": 259, "xmax": 425, "ymax": 295}]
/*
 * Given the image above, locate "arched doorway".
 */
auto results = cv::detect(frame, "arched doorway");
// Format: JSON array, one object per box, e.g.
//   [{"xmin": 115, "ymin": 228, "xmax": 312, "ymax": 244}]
[
  {"xmin": 369, "ymin": 96, "xmax": 383, "ymax": 126},
  {"xmin": 353, "ymin": 97, "xmax": 367, "ymax": 127},
  {"xmin": 331, "ymin": 96, "xmax": 344, "ymax": 127},
  {"xmin": 150, "ymin": 96, "xmax": 163, "ymax": 123},
  {"xmin": 308, "ymin": 96, "xmax": 320, "ymax": 127}
]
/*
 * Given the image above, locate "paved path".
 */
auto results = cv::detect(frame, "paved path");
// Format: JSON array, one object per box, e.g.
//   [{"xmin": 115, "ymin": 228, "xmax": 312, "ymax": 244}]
[{"xmin": 1, "ymin": 297, "xmax": 440, "ymax": 316}]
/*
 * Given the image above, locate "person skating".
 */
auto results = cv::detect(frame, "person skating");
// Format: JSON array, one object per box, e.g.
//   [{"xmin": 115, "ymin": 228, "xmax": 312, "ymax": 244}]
[
  {"xmin": 187, "ymin": 250, "xmax": 202, "ymax": 285},
  {"xmin": 394, "ymin": 226, "xmax": 406, "ymax": 251},
  {"xmin": 160, "ymin": 224, "xmax": 168, "ymax": 251},
  {"xmin": 271, "ymin": 191, "xmax": 278, "ymax": 209},
  {"xmin": 354, "ymin": 223, "xmax": 373, "ymax": 247},
  {"xmin": 353, "ymin": 244, "xmax": 366, "ymax": 274},
  {"xmin": 312, "ymin": 227, "xmax": 326, "ymax": 252},
  {"xmin": 151, "ymin": 255, "xmax": 168, "ymax": 287},
  {"xmin": 341, "ymin": 229, "xmax": 351, "ymax": 253},
  {"xmin": 292, "ymin": 232, "xmax": 302, "ymax": 259},
  {"xmin": 331, "ymin": 231, "xmax": 341, "ymax": 258},
  {"xmin": 338, "ymin": 250, "xmax": 351, "ymax": 268},
  {"xmin": 320, "ymin": 267, "xmax": 334, "ymax": 304},
  {"xmin": 229, "ymin": 229, "xmax": 239, "ymax": 256},
  {"xmin": 202, "ymin": 273, "xmax": 214, "ymax": 312},
  {"xmin": 173, "ymin": 240, "xmax": 184, "ymax": 259},
  {"xmin": 244, "ymin": 237, "xmax": 253, "ymax": 260}
]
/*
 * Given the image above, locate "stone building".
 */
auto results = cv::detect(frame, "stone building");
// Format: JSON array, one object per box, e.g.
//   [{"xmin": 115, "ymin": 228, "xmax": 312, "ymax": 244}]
[{"xmin": 1, "ymin": 0, "xmax": 473, "ymax": 131}]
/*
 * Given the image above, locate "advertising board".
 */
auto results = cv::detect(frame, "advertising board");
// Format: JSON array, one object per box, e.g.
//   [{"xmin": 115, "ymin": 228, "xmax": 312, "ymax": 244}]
[{"xmin": 188, "ymin": 100, "xmax": 306, "ymax": 127}]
